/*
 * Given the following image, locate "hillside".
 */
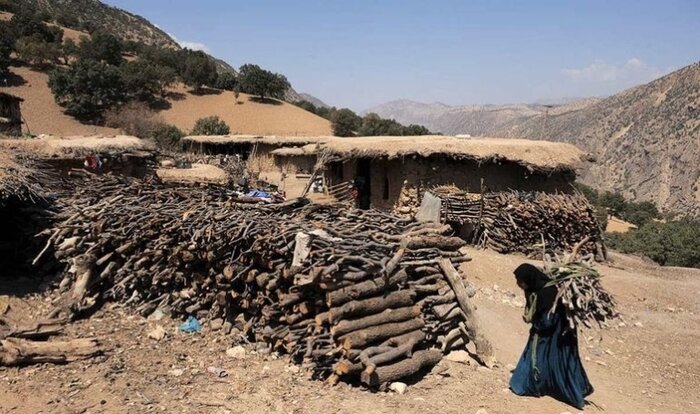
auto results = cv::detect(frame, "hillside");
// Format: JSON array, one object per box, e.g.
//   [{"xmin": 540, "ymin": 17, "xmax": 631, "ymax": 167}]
[
  {"xmin": 20, "ymin": 0, "xmax": 179, "ymax": 48},
  {"xmin": 161, "ymin": 86, "xmax": 332, "ymax": 136},
  {"xmin": 366, "ymin": 98, "xmax": 600, "ymax": 136},
  {"xmin": 498, "ymin": 62, "xmax": 700, "ymax": 217},
  {"xmin": 1, "ymin": 65, "xmax": 331, "ymax": 136}
]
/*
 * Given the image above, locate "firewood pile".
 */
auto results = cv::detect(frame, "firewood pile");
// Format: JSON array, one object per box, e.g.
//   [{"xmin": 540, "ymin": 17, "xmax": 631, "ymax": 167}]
[
  {"xmin": 431, "ymin": 187, "xmax": 605, "ymax": 259},
  {"xmin": 543, "ymin": 244, "xmax": 618, "ymax": 330},
  {"xmin": 37, "ymin": 173, "xmax": 493, "ymax": 387}
]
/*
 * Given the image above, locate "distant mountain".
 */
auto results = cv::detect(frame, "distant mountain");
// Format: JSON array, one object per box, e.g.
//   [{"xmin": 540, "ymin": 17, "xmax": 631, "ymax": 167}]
[
  {"xmin": 365, "ymin": 98, "xmax": 600, "ymax": 136},
  {"xmin": 497, "ymin": 62, "xmax": 700, "ymax": 217},
  {"xmin": 298, "ymin": 93, "xmax": 331, "ymax": 109}
]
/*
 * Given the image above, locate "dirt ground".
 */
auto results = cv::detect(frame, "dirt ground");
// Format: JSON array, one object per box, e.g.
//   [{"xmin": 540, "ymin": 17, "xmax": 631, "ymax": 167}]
[{"xmin": 1, "ymin": 248, "xmax": 698, "ymax": 414}]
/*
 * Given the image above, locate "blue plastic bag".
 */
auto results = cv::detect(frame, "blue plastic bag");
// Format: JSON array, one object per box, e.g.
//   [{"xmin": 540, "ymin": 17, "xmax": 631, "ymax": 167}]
[{"xmin": 178, "ymin": 315, "xmax": 201, "ymax": 333}]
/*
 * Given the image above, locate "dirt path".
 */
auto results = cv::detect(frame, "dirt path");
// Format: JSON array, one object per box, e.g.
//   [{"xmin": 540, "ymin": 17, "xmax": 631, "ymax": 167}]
[{"xmin": 1, "ymin": 249, "xmax": 698, "ymax": 414}]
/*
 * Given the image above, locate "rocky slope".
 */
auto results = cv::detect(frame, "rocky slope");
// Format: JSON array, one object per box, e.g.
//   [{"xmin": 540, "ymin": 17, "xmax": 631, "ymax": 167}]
[
  {"xmin": 498, "ymin": 62, "xmax": 700, "ymax": 217},
  {"xmin": 365, "ymin": 99, "xmax": 599, "ymax": 136}
]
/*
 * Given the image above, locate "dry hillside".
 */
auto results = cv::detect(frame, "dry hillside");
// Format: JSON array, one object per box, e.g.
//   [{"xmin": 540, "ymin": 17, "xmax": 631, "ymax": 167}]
[
  {"xmin": 0, "ymin": 65, "xmax": 331, "ymax": 137},
  {"xmin": 498, "ymin": 62, "xmax": 700, "ymax": 217},
  {"xmin": 160, "ymin": 85, "xmax": 332, "ymax": 136},
  {"xmin": 366, "ymin": 98, "xmax": 600, "ymax": 136},
  {"xmin": 18, "ymin": 0, "xmax": 179, "ymax": 48}
]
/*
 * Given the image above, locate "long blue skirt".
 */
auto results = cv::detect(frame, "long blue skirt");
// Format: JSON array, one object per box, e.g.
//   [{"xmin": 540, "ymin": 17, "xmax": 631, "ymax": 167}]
[{"xmin": 509, "ymin": 311, "xmax": 593, "ymax": 409}]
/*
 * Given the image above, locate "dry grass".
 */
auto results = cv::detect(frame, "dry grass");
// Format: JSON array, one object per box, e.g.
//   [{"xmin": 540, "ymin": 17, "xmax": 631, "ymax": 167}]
[
  {"xmin": 1, "ymin": 66, "xmax": 119, "ymax": 136},
  {"xmin": 160, "ymin": 85, "xmax": 332, "ymax": 136},
  {"xmin": 0, "ymin": 134, "xmax": 151, "ymax": 158}
]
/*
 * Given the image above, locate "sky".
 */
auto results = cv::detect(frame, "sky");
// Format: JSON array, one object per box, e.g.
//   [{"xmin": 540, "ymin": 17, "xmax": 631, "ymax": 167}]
[{"xmin": 104, "ymin": 0, "xmax": 700, "ymax": 111}]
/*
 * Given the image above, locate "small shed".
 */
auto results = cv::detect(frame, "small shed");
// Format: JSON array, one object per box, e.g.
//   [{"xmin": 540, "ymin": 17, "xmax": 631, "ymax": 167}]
[{"xmin": 0, "ymin": 92, "xmax": 24, "ymax": 137}]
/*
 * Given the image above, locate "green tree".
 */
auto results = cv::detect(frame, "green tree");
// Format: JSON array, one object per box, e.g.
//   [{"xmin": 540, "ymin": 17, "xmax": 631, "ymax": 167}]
[
  {"xmin": 0, "ymin": 21, "xmax": 14, "ymax": 74},
  {"xmin": 15, "ymin": 36, "xmax": 61, "ymax": 67},
  {"xmin": 238, "ymin": 63, "xmax": 290, "ymax": 100},
  {"xmin": 48, "ymin": 59, "xmax": 125, "ymax": 120},
  {"xmin": 60, "ymin": 38, "xmax": 79, "ymax": 65},
  {"xmin": 78, "ymin": 31, "xmax": 123, "ymax": 66},
  {"xmin": 607, "ymin": 220, "xmax": 700, "ymax": 268},
  {"xmin": 621, "ymin": 201, "xmax": 660, "ymax": 227},
  {"xmin": 9, "ymin": 8, "xmax": 63, "ymax": 43},
  {"xmin": 181, "ymin": 50, "xmax": 218, "ymax": 90},
  {"xmin": 215, "ymin": 71, "xmax": 237, "ymax": 91},
  {"xmin": 150, "ymin": 122, "xmax": 184, "ymax": 150},
  {"xmin": 191, "ymin": 116, "xmax": 230, "ymax": 135},
  {"xmin": 331, "ymin": 108, "xmax": 361, "ymax": 137},
  {"xmin": 599, "ymin": 191, "xmax": 626, "ymax": 216},
  {"xmin": 122, "ymin": 60, "xmax": 176, "ymax": 102}
]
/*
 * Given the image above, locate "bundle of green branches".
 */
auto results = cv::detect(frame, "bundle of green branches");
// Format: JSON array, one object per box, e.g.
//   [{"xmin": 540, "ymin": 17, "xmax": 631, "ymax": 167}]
[{"xmin": 544, "ymin": 261, "xmax": 618, "ymax": 330}]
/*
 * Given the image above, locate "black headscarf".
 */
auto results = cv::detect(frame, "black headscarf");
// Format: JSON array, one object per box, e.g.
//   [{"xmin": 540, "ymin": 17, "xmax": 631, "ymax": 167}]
[{"xmin": 514, "ymin": 263, "xmax": 557, "ymax": 318}]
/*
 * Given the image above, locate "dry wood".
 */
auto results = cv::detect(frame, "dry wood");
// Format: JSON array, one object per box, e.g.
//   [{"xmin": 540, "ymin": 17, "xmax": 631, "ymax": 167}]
[
  {"xmin": 341, "ymin": 318, "xmax": 425, "ymax": 349},
  {"xmin": 438, "ymin": 258, "xmax": 494, "ymax": 367},
  {"xmin": 360, "ymin": 349, "xmax": 442, "ymax": 387},
  {"xmin": 0, "ymin": 337, "xmax": 102, "ymax": 366},
  {"xmin": 331, "ymin": 305, "xmax": 421, "ymax": 337}
]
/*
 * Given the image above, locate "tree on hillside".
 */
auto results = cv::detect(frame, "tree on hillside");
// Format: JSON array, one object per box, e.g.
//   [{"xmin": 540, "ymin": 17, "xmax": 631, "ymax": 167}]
[
  {"xmin": 181, "ymin": 51, "xmax": 218, "ymax": 91},
  {"xmin": 215, "ymin": 71, "xmax": 237, "ymax": 91},
  {"xmin": 48, "ymin": 58, "xmax": 125, "ymax": 121},
  {"xmin": 607, "ymin": 220, "xmax": 700, "ymax": 268},
  {"xmin": 15, "ymin": 35, "xmax": 61, "ymax": 67},
  {"xmin": 191, "ymin": 116, "xmax": 231, "ymax": 135},
  {"xmin": 78, "ymin": 31, "xmax": 123, "ymax": 66},
  {"xmin": 0, "ymin": 21, "xmax": 14, "ymax": 74},
  {"xmin": 331, "ymin": 108, "xmax": 361, "ymax": 137},
  {"xmin": 238, "ymin": 64, "xmax": 290, "ymax": 100},
  {"xmin": 122, "ymin": 60, "xmax": 176, "ymax": 102},
  {"xmin": 9, "ymin": 8, "xmax": 63, "ymax": 43}
]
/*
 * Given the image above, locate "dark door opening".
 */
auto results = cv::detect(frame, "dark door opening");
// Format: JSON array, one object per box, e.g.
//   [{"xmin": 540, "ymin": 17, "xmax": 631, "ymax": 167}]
[{"xmin": 355, "ymin": 158, "xmax": 372, "ymax": 209}]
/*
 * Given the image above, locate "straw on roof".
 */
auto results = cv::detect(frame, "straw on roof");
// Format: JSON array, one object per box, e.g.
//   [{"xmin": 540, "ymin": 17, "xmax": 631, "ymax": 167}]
[
  {"xmin": 156, "ymin": 164, "xmax": 228, "ymax": 184},
  {"xmin": 270, "ymin": 147, "xmax": 313, "ymax": 156},
  {"xmin": 183, "ymin": 134, "xmax": 331, "ymax": 146},
  {"xmin": 269, "ymin": 136, "xmax": 586, "ymax": 171},
  {"xmin": 0, "ymin": 151, "xmax": 46, "ymax": 204},
  {"xmin": 0, "ymin": 134, "xmax": 152, "ymax": 158}
]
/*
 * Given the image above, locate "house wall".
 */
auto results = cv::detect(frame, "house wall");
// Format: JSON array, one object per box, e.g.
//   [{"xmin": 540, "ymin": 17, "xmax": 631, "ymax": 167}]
[{"xmin": 327, "ymin": 156, "xmax": 574, "ymax": 210}]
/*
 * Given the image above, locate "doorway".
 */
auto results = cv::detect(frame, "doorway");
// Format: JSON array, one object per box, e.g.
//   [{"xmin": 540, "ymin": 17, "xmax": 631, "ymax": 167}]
[{"xmin": 355, "ymin": 158, "xmax": 372, "ymax": 209}]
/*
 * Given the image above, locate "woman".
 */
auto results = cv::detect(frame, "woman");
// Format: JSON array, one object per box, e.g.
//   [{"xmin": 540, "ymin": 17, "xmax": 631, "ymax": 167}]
[{"xmin": 510, "ymin": 263, "xmax": 593, "ymax": 409}]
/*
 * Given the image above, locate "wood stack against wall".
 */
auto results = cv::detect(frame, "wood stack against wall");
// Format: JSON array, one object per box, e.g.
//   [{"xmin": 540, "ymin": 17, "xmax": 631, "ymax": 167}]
[{"xmin": 37, "ymin": 173, "xmax": 493, "ymax": 388}]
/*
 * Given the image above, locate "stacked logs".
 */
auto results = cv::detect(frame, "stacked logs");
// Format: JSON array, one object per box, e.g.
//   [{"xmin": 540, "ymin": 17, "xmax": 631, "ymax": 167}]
[
  {"xmin": 39, "ymin": 173, "xmax": 492, "ymax": 387},
  {"xmin": 432, "ymin": 187, "xmax": 606, "ymax": 259}
]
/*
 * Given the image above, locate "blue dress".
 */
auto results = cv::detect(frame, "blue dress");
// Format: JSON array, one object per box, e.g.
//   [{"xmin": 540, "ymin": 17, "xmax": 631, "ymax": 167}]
[{"xmin": 509, "ymin": 308, "xmax": 594, "ymax": 409}]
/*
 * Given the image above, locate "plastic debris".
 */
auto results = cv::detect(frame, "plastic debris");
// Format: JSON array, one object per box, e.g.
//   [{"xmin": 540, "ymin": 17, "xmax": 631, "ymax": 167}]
[{"xmin": 178, "ymin": 315, "xmax": 201, "ymax": 333}]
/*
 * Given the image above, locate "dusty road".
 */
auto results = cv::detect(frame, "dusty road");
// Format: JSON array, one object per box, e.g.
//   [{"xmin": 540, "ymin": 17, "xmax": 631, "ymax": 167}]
[{"xmin": 1, "ymin": 249, "xmax": 698, "ymax": 414}]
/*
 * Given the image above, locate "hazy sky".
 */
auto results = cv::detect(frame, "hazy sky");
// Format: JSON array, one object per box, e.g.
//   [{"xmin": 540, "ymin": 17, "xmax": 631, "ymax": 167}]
[{"xmin": 104, "ymin": 0, "xmax": 700, "ymax": 110}]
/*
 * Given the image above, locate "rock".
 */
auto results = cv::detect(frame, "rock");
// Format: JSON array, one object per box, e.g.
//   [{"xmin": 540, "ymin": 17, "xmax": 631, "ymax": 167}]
[
  {"xmin": 209, "ymin": 318, "xmax": 223, "ymax": 331},
  {"xmin": 286, "ymin": 364, "xmax": 300, "ymax": 374},
  {"xmin": 633, "ymin": 322, "xmax": 643, "ymax": 328},
  {"xmin": 207, "ymin": 366, "xmax": 227, "ymax": 377},
  {"xmin": 388, "ymin": 382, "xmax": 407, "ymax": 395},
  {"xmin": 168, "ymin": 368, "xmax": 184, "ymax": 377},
  {"xmin": 476, "ymin": 408, "xmax": 488, "ymax": 414},
  {"xmin": 506, "ymin": 363, "xmax": 516, "ymax": 372},
  {"xmin": 147, "ymin": 325, "xmax": 166, "ymax": 341},
  {"xmin": 226, "ymin": 345, "xmax": 246, "ymax": 359},
  {"xmin": 147, "ymin": 309, "xmax": 166, "ymax": 321},
  {"xmin": 444, "ymin": 350, "xmax": 470, "ymax": 364},
  {"xmin": 222, "ymin": 321, "xmax": 233, "ymax": 335},
  {"xmin": 160, "ymin": 160, "xmax": 176, "ymax": 168}
]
